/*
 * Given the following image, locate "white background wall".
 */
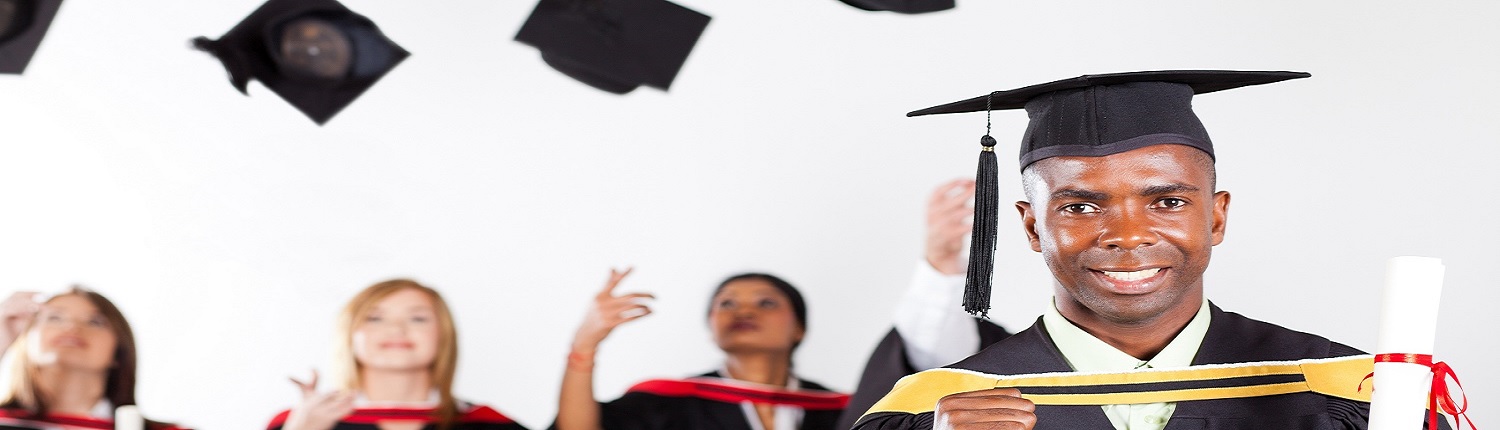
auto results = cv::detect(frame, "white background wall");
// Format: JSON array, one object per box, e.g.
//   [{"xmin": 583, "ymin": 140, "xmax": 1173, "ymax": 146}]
[{"xmin": 2, "ymin": 0, "xmax": 1496, "ymax": 428}]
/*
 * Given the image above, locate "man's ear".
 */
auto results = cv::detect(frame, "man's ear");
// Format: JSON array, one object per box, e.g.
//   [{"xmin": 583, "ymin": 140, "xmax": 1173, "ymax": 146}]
[
  {"xmin": 1017, "ymin": 201, "xmax": 1042, "ymax": 252},
  {"xmin": 1211, "ymin": 191, "xmax": 1231, "ymax": 245}
]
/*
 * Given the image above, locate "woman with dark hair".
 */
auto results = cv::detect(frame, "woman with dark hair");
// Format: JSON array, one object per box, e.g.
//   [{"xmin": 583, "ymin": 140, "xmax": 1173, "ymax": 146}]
[
  {"xmin": 554, "ymin": 268, "xmax": 848, "ymax": 430},
  {"xmin": 0, "ymin": 288, "xmax": 186, "ymax": 430},
  {"xmin": 267, "ymin": 279, "xmax": 527, "ymax": 430}
]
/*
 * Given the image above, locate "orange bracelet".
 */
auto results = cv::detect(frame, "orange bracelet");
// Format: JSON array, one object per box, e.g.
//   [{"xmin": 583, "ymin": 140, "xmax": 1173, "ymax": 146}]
[{"xmin": 567, "ymin": 351, "xmax": 595, "ymax": 372}]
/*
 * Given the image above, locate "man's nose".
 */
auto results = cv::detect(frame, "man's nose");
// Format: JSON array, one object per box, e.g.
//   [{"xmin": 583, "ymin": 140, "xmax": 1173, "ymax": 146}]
[{"xmin": 1098, "ymin": 208, "xmax": 1158, "ymax": 250}]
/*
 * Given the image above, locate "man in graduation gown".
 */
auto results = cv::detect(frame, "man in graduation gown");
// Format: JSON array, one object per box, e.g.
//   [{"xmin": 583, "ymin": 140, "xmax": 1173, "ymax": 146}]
[
  {"xmin": 834, "ymin": 179, "xmax": 1013, "ymax": 430},
  {"xmin": 852, "ymin": 71, "xmax": 1442, "ymax": 430}
]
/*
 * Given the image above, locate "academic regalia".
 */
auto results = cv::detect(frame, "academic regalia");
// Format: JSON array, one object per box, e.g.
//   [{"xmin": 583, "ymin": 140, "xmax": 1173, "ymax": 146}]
[
  {"xmin": 553, "ymin": 371, "xmax": 848, "ymax": 430},
  {"xmin": 266, "ymin": 402, "xmax": 527, "ymax": 430},
  {"xmin": 192, "ymin": 0, "xmax": 410, "ymax": 125},
  {"xmin": 833, "ymin": 319, "xmax": 1011, "ymax": 430},
  {"xmin": 852, "ymin": 303, "xmax": 1455, "ymax": 430},
  {"xmin": 0, "ymin": 408, "xmax": 187, "ymax": 430}
]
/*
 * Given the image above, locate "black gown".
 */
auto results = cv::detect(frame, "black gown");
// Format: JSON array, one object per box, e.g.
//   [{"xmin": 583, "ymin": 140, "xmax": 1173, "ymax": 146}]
[
  {"xmin": 834, "ymin": 319, "xmax": 1011, "ymax": 430},
  {"xmin": 553, "ymin": 371, "xmax": 844, "ymax": 430},
  {"xmin": 853, "ymin": 303, "xmax": 1449, "ymax": 430},
  {"xmin": 266, "ymin": 402, "xmax": 528, "ymax": 430}
]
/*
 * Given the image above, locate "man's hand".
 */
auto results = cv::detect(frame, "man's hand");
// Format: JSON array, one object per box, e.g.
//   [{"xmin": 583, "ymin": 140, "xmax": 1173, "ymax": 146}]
[
  {"xmin": 932, "ymin": 388, "xmax": 1037, "ymax": 430},
  {"xmin": 925, "ymin": 179, "xmax": 976, "ymax": 275}
]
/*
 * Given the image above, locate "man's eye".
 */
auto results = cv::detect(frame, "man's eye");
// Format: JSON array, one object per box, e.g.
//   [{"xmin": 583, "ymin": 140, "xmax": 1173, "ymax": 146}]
[
  {"xmin": 1061, "ymin": 203, "xmax": 1099, "ymax": 214},
  {"xmin": 1155, "ymin": 198, "xmax": 1188, "ymax": 209}
]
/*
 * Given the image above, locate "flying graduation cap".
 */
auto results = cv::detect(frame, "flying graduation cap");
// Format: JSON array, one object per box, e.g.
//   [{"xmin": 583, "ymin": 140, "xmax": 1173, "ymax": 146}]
[
  {"xmin": 193, "ymin": 0, "xmax": 409, "ymax": 125},
  {"xmin": 515, "ymin": 0, "xmax": 710, "ymax": 94},
  {"xmin": 907, "ymin": 70, "xmax": 1311, "ymax": 316},
  {"xmin": 838, "ymin": 0, "xmax": 954, "ymax": 14},
  {"xmin": 0, "ymin": 0, "xmax": 63, "ymax": 74}
]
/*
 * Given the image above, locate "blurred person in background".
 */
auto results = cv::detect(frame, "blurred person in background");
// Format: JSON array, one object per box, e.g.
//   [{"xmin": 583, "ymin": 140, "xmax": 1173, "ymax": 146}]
[
  {"xmin": 267, "ymin": 279, "xmax": 527, "ymax": 430},
  {"xmin": 554, "ymin": 269, "xmax": 848, "ymax": 430},
  {"xmin": 0, "ymin": 288, "xmax": 186, "ymax": 429},
  {"xmin": 836, "ymin": 179, "xmax": 1014, "ymax": 428}
]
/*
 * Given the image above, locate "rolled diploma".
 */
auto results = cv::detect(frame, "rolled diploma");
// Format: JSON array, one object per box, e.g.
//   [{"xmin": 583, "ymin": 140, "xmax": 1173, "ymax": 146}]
[
  {"xmin": 1367, "ymin": 256, "xmax": 1445, "ymax": 430},
  {"xmin": 114, "ymin": 405, "xmax": 143, "ymax": 430}
]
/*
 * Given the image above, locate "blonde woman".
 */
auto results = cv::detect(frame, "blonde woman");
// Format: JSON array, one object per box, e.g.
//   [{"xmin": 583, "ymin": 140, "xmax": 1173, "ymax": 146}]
[
  {"xmin": 0, "ymin": 288, "xmax": 185, "ymax": 429},
  {"xmin": 268, "ymin": 280, "xmax": 526, "ymax": 430}
]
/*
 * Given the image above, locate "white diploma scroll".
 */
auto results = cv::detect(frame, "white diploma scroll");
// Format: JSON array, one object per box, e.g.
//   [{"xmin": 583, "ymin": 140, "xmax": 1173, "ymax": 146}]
[
  {"xmin": 114, "ymin": 405, "xmax": 143, "ymax": 430},
  {"xmin": 1367, "ymin": 256, "xmax": 1445, "ymax": 430}
]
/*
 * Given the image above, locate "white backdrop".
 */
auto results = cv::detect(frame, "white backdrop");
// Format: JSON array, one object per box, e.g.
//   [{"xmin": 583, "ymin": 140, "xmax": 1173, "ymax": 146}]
[{"xmin": 1, "ymin": 0, "xmax": 1496, "ymax": 428}]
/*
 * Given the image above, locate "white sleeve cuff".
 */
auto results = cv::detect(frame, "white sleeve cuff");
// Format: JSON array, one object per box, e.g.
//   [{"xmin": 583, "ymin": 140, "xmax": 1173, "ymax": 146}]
[{"xmin": 893, "ymin": 260, "xmax": 981, "ymax": 370}]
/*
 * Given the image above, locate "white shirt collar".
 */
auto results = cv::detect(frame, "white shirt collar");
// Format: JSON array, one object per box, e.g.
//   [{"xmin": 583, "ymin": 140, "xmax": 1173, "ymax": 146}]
[
  {"xmin": 353, "ymin": 389, "xmax": 441, "ymax": 408},
  {"xmin": 88, "ymin": 399, "xmax": 114, "ymax": 419},
  {"xmin": 717, "ymin": 367, "xmax": 805, "ymax": 430}
]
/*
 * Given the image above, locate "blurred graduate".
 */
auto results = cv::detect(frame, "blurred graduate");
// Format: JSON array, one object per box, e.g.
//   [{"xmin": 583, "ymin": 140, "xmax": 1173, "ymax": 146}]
[
  {"xmin": 267, "ymin": 280, "xmax": 526, "ymax": 430},
  {"xmin": 553, "ymin": 269, "xmax": 848, "ymax": 430},
  {"xmin": 0, "ymin": 289, "xmax": 186, "ymax": 430}
]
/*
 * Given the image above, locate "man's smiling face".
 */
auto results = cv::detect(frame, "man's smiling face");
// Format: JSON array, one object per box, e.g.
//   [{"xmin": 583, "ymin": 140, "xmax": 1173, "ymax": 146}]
[{"xmin": 1018, "ymin": 144, "xmax": 1229, "ymax": 326}]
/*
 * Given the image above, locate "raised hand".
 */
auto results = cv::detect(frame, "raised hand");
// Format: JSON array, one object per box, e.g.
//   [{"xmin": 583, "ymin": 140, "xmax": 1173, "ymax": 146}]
[
  {"xmin": 926, "ymin": 179, "xmax": 977, "ymax": 275},
  {"xmin": 571, "ymin": 268, "xmax": 654, "ymax": 353},
  {"xmin": 0, "ymin": 292, "xmax": 41, "ymax": 349},
  {"xmin": 932, "ymin": 388, "xmax": 1037, "ymax": 430},
  {"xmin": 281, "ymin": 370, "xmax": 355, "ymax": 430}
]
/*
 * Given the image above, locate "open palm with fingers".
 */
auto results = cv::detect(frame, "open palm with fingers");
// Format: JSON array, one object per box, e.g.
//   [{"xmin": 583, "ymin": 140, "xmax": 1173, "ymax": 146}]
[{"xmin": 572, "ymin": 268, "xmax": 654, "ymax": 353}]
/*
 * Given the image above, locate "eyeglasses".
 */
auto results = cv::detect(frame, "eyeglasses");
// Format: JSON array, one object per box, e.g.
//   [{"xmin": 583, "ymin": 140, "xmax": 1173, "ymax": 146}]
[{"xmin": 35, "ymin": 311, "xmax": 111, "ymax": 330}]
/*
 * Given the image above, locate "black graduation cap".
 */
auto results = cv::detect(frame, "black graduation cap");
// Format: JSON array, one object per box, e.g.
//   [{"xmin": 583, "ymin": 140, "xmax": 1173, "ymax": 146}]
[
  {"xmin": 193, "ymin": 0, "xmax": 409, "ymax": 125},
  {"xmin": 838, "ymin": 0, "xmax": 954, "ymax": 14},
  {"xmin": 514, "ymin": 0, "xmax": 710, "ymax": 94},
  {"xmin": 907, "ymin": 70, "xmax": 1311, "ymax": 316},
  {"xmin": 0, "ymin": 0, "xmax": 64, "ymax": 74}
]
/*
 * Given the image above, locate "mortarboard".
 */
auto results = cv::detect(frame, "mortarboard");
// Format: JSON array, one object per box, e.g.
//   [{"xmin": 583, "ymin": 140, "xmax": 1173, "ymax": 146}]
[
  {"xmin": 0, "ymin": 0, "xmax": 64, "ymax": 74},
  {"xmin": 514, "ymin": 0, "xmax": 710, "ymax": 94},
  {"xmin": 838, "ymin": 0, "xmax": 954, "ymax": 14},
  {"xmin": 193, "ymin": 0, "xmax": 409, "ymax": 125},
  {"xmin": 907, "ymin": 70, "xmax": 1311, "ymax": 316}
]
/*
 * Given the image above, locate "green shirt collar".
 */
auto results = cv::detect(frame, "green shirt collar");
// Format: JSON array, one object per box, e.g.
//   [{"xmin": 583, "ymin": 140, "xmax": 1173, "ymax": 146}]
[{"xmin": 1042, "ymin": 297, "xmax": 1212, "ymax": 372}]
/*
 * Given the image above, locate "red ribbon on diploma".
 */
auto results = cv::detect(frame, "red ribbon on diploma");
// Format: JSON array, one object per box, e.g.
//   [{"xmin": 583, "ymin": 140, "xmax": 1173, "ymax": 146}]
[{"xmin": 1361, "ymin": 353, "xmax": 1477, "ymax": 430}]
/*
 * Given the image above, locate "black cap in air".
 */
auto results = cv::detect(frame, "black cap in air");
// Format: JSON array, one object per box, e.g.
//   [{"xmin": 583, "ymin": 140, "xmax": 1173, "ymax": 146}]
[
  {"xmin": 193, "ymin": 0, "xmax": 409, "ymax": 125},
  {"xmin": 515, "ymin": 0, "xmax": 710, "ymax": 94},
  {"xmin": 0, "ymin": 0, "xmax": 65, "ymax": 75}
]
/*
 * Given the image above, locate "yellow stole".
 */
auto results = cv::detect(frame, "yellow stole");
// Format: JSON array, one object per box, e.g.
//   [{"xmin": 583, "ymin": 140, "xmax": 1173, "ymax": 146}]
[{"xmin": 862, "ymin": 355, "xmax": 1373, "ymax": 419}]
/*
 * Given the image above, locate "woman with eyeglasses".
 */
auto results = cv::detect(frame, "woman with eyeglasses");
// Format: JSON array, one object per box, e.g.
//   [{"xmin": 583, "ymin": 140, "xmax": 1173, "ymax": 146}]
[{"xmin": 0, "ymin": 288, "xmax": 187, "ymax": 430}]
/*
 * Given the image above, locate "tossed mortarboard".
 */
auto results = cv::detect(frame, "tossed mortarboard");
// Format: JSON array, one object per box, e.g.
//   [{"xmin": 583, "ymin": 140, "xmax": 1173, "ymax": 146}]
[
  {"xmin": 907, "ymin": 70, "xmax": 1311, "ymax": 316},
  {"xmin": 193, "ymin": 0, "xmax": 409, "ymax": 125},
  {"xmin": 0, "ymin": 0, "xmax": 64, "ymax": 74},
  {"xmin": 838, "ymin": 0, "xmax": 954, "ymax": 14},
  {"xmin": 514, "ymin": 0, "xmax": 710, "ymax": 94}
]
